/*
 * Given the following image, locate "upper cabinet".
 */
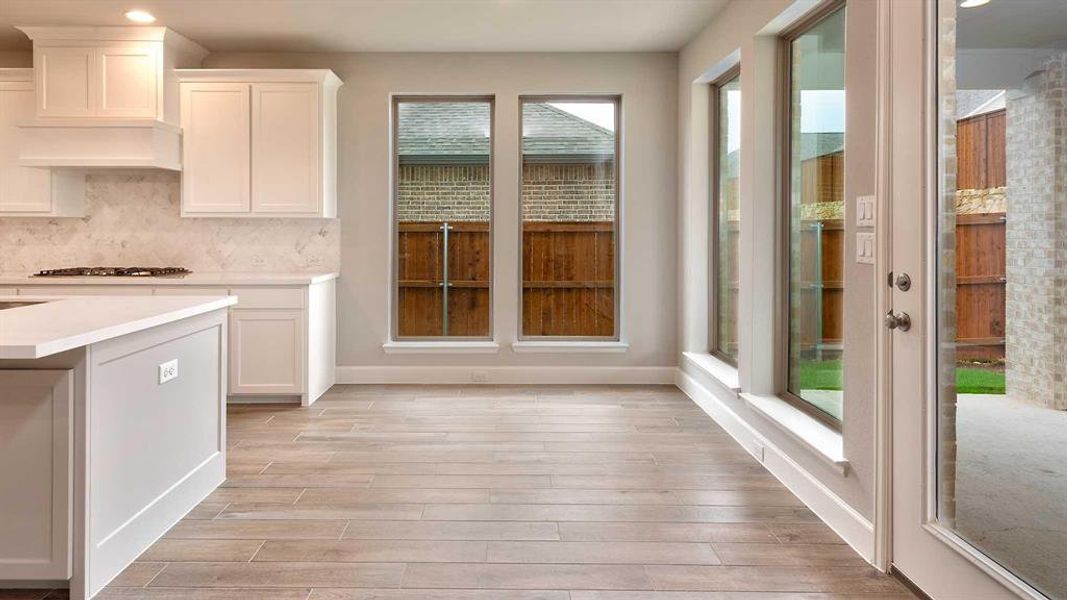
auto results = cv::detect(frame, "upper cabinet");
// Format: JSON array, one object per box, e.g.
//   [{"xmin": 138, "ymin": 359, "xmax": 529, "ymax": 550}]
[
  {"xmin": 177, "ymin": 70, "xmax": 342, "ymax": 219},
  {"xmin": 0, "ymin": 69, "xmax": 83, "ymax": 217},
  {"xmin": 18, "ymin": 27, "xmax": 206, "ymax": 123}
]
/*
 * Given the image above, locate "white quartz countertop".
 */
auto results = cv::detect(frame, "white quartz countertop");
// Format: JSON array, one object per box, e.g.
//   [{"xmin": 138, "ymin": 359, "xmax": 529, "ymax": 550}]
[
  {"xmin": 0, "ymin": 295, "xmax": 238, "ymax": 359},
  {"xmin": 0, "ymin": 271, "xmax": 338, "ymax": 286}
]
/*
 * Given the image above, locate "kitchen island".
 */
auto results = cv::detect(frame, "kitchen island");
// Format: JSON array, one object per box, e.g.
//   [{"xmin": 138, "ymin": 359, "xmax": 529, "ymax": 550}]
[{"xmin": 0, "ymin": 294, "xmax": 235, "ymax": 599}]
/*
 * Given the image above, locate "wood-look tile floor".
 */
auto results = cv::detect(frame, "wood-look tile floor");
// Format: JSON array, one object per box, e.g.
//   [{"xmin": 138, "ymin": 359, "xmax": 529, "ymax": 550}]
[{"xmin": 87, "ymin": 385, "xmax": 915, "ymax": 599}]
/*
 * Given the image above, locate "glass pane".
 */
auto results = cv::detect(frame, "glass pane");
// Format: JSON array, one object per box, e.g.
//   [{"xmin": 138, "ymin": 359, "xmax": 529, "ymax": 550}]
[
  {"xmin": 521, "ymin": 99, "xmax": 618, "ymax": 338},
  {"xmin": 938, "ymin": 1, "xmax": 1067, "ymax": 597},
  {"xmin": 786, "ymin": 7, "xmax": 846, "ymax": 421},
  {"xmin": 714, "ymin": 76, "xmax": 741, "ymax": 361},
  {"xmin": 395, "ymin": 100, "xmax": 492, "ymax": 338}
]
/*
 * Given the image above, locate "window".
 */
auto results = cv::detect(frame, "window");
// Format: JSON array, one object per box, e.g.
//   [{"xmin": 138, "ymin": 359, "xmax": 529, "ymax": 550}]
[
  {"xmin": 519, "ymin": 96, "xmax": 620, "ymax": 339},
  {"xmin": 711, "ymin": 70, "xmax": 741, "ymax": 364},
  {"xmin": 782, "ymin": 3, "xmax": 846, "ymax": 424},
  {"xmin": 392, "ymin": 97, "xmax": 493, "ymax": 339}
]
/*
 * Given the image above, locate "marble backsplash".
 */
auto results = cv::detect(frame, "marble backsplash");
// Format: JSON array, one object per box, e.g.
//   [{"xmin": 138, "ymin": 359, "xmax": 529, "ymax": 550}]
[{"xmin": 0, "ymin": 171, "xmax": 340, "ymax": 273}]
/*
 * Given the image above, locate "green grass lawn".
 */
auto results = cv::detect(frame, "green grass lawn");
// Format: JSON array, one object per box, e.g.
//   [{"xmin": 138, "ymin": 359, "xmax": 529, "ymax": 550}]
[{"xmin": 795, "ymin": 360, "xmax": 1005, "ymax": 395}]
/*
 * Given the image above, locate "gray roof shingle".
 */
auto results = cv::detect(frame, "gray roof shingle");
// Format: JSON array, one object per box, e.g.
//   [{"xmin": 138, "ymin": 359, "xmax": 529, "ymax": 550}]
[{"xmin": 397, "ymin": 101, "xmax": 614, "ymax": 162}]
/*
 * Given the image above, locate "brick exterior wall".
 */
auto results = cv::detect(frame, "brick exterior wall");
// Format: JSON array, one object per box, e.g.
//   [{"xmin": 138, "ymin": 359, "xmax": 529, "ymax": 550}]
[
  {"xmin": 522, "ymin": 163, "xmax": 616, "ymax": 222},
  {"xmin": 397, "ymin": 164, "xmax": 491, "ymax": 222},
  {"xmin": 396, "ymin": 163, "xmax": 615, "ymax": 222},
  {"xmin": 1005, "ymin": 52, "xmax": 1067, "ymax": 412}
]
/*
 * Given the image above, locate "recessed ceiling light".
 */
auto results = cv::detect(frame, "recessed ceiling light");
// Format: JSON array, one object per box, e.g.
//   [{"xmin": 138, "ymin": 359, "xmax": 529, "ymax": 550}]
[
  {"xmin": 124, "ymin": 9, "xmax": 156, "ymax": 23},
  {"xmin": 959, "ymin": 0, "xmax": 991, "ymax": 7}
]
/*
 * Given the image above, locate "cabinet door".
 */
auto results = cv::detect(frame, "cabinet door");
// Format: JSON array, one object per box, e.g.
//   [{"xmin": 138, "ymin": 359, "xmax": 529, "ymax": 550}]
[
  {"xmin": 251, "ymin": 83, "xmax": 320, "ymax": 214},
  {"xmin": 0, "ymin": 370, "xmax": 72, "ymax": 580},
  {"xmin": 180, "ymin": 83, "xmax": 251, "ymax": 214},
  {"xmin": 229, "ymin": 309, "xmax": 304, "ymax": 395},
  {"xmin": 35, "ymin": 46, "xmax": 95, "ymax": 117},
  {"xmin": 96, "ymin": 44, "xmax": 159, "ymax": 118},
  {"xmin": 0, "ymin": 84, "xmax": 52, "ymax": 213}
]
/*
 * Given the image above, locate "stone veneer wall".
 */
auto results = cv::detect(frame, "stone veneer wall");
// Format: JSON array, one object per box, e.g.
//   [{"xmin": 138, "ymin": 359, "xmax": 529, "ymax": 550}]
[
  {"xmin": 0, "ymin": 171, "xmax": 340, "ymax": 273},
  {"xmin": 396, "ymin": 163, "xmax": 615, "ymax": 222},
  {"xmin": 1005, "ymin": 52, "xmax": 1067, "ymax": 411}
]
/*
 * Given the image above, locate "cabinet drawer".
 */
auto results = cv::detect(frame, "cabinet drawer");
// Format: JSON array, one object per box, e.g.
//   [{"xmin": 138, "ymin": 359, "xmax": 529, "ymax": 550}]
[
  {"xmin": 153, "ymin": 286, "xmax": 230, "ymax": 297},
  {"xmin": 227, "ymin": 287, "xmax": 304, "ymax": 310},
  {"xmin": 18, "ymin": 286, "xmax": 153, "ymax": 296}
]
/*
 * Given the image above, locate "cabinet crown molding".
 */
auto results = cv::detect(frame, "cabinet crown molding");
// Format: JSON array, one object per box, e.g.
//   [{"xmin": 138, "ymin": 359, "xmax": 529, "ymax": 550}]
[
  {"xmin": 14, "ymin": 25, "xmax": 207, "ymax": 60},
  {"xmin": 175, "ymin": 68, "xmax": 342, "ymax": 88}
]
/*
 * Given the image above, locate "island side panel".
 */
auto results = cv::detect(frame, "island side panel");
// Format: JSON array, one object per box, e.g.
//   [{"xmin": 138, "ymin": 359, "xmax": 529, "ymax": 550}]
[{"xmin": 84, "ymin": 309, "xmax": 227, "ymax": 597}]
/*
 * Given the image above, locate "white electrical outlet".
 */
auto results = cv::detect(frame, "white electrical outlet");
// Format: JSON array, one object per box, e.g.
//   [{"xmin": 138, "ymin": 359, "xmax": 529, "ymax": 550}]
[
  {"xmin": 749, "ymin": 441, "xmax": 766, "ymax": 463},
  {"xmin": 159, "ymin": 359, "xmax": 178, "ymax": 384},
  {"xmin": 471, "ymin": 370, "xmax": 489, "ymax": 383}
]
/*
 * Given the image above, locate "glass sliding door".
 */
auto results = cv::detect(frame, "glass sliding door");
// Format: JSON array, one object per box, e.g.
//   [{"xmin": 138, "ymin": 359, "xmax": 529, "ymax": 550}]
[
  {"xmin": 711, "ymin": 71, "xmax": 741, "ymax": 363},
  {"xmin": 933, "ymin": 0, "xmax": 1067, "ymax": 597},
  {"xmin": 782, "ymin": 3, "xmax": 846, "ymax": 424},
  {"xmin": 393, "ymin": 97, "xmax": 493, "ymax": 339},
  {"xmin": 519, "ymin": 96, "xmax": 620, "ymax": 339}
]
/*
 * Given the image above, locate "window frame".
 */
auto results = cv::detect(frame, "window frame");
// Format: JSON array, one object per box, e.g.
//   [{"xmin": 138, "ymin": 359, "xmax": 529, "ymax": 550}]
[
  {"xmin": 709, "ymin": 66, "xmax": 742, "ymax": 367},
  {"xmin": 517, "ymin": 94, "xmax": 622, "ymax": 342},
  {"xmin": 390, "ymin": 94, "xmax": 496, "ymax": 342},
  {"xmin": 777, "ymin": 0, "xmax": 847, "ymax": 429}
]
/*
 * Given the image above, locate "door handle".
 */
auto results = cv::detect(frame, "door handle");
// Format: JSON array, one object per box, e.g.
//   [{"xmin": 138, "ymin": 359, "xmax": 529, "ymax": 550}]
[{"xmin": 885, "ymin": 310, "xmax": 911, "ymax": 332}]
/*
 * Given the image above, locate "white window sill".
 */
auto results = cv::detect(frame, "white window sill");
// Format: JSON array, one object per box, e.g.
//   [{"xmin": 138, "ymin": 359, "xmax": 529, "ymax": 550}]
[
  {"xmin": 382, "ymin": 341, "xmax": 500, "ymax": 354},
  {"xmin": 682, "ymin": 351, "xmax": 740, "ymax": 391},
  {"xmin": 739, "ymin": 392, "xmax": 849, "ymax": 476},
  {"xmin": 511, "ymin": 341, "xmax": 629, "ymax": 354}
]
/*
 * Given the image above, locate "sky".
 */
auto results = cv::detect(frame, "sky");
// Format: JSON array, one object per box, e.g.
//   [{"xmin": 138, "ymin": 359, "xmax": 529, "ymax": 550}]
[{"xmin": 550, "ymin": 102, "xmax": 616, "ymax": 131}]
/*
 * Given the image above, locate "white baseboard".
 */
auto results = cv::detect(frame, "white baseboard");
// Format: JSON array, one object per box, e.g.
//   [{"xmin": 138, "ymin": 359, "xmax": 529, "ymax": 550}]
[
  {"xmin": 335, "ymin": 365, "xmax": 676, "ymax": 385},
  {"xmin": 89, "ymin": 453, "xmax": 225, "ymax": 597},
  {"xmin": 675, "ymin": 369, "xmax": 876, "ymax": 564}
]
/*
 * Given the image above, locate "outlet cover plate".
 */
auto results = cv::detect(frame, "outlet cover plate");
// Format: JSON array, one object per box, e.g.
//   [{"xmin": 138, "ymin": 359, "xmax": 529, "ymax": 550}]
[{"xmin": 159, "ymin": 359, "xmax": 178, "ymax": 384}]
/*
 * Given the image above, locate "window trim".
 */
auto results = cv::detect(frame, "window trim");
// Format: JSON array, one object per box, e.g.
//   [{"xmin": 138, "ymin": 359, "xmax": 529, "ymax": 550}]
[
  {"xmin": 777, "ymin": 0, "xmax": 847, "ymax": 430},
  {"xmin": 390, "ymin": 94, "xmax": 496, "ymax": 342},
  {"xmin": 709, "ymin": 66, "xmax": 741, "ymax": 367},
  {"xmin": 517, "ymin": 94, "xmax": 623, "ymax": 342}
]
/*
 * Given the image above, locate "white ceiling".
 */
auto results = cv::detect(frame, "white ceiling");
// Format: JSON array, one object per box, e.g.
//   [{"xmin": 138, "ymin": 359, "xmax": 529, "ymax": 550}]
[{"xmin": 0, "ymin": 0, "xmax": 728, "ymax": 53}]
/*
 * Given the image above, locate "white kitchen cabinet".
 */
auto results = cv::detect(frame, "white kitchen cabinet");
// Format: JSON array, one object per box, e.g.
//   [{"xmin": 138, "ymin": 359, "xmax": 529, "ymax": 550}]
[
  {"xmin": 177, "ymin": 69, "xmax": 341, "ymax": 218},
  {"xmin": 35, "ymin": 43, "xmax": 159, "ymax": 119},
  {"xmin": 252, "ymin": 83, "xmax": 321, "ymax": 214},
  {"xmin": 35, "ymin": 46, "xmax": 94, "ymax": 117},
  {"xmin": 229, "ymin": 309, "xmax": 304, "ymax": 394},
  {"xmin": 0, "ymin": 369, "xmax": 72, "ymax": 580},
  {"xmin": 0, "ymin": 70, "xmax": 84, "ymax": 216},
  {"xmin": 179, "ymin": 83, "xmax": 250, "ymax": 214},
  {"xmin": 96, "ymin": 44, "xmax": 160, "ymax": 118},
  {"xmin": 18, "ymin": 27, "xmax": 206, "ymax": 123}
]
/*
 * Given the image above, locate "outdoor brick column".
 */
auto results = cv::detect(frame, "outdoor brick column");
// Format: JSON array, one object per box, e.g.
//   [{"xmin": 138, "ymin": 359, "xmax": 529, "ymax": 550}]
[
  {"xmin": 1004, "ymin": 53, "xmax": 1067, "ymax": 412},
  {"xmin": 937, "ymin": 8, "xmax": 959, "ymax": 526}
]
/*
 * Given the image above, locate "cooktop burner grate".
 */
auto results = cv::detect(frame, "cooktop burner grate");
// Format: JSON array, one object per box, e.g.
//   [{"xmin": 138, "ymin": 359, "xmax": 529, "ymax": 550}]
[{"xmin": 34, "ymin": 267, "xmax": 193, "ymax": 277}]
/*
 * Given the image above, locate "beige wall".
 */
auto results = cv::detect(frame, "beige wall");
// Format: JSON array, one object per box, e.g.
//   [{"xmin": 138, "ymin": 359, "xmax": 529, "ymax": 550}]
[
  {"xmin": 677, "ymin": 0, "xmax": 880, "ymax": 527},
  {"xmin": 204, "ymin": 51, "xmax": 679, "ymax": 371}
]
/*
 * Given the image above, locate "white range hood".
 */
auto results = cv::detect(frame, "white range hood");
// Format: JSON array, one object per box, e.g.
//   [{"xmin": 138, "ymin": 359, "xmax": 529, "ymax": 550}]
[
  {"xmin": 19, "ymin": 118, "xmax": 182, "ymax": 170},
  {"xmin": 14, "ymin": 26, "xmax": 206, "ymax": 171}
]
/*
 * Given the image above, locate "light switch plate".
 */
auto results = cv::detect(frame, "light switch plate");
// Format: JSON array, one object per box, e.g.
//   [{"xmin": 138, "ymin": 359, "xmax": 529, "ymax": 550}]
[
  {"xmin": 857, "ymin": 232, "xmax": 875, "ymax": 265},
  {"xmin": 159, "ymin": 359, "xmax": 178, "ymax": 384},
  {"xmin": 857, "ymin": 195, "xmax": 875, "ymax": 227}
]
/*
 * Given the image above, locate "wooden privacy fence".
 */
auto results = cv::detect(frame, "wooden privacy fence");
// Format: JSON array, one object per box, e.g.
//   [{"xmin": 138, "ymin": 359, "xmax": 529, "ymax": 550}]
[
  {"xmin": 954, "ymin": 213, "xmax": 1006, "ymax": 361},
  {"xmin": 396, "ymin": 221, "xmax": 615, "ymax": 338},
  {"xmin": 797, "ymin": 214, "xmax": 1006, "ymax": 361}
]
